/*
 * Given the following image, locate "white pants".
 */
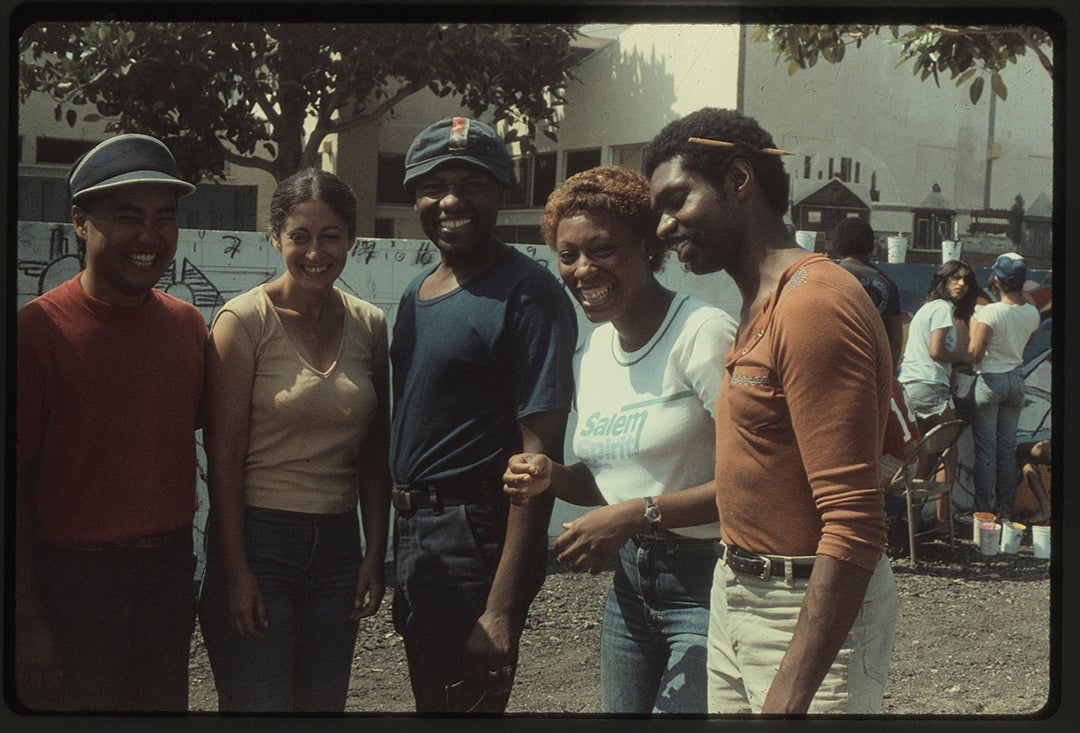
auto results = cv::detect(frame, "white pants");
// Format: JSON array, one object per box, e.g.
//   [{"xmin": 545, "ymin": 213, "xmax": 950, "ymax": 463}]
[{"xmin": 706, "ymin": 553, "xmax": 898, "ymax": 714}]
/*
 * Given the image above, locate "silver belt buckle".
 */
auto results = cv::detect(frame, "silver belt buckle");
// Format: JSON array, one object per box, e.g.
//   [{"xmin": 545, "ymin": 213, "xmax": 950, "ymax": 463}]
[
  {"xmin": 394, "ymin": 488, "xmax": 413, "ymax": 512},
  {"xmin": 758, "ymin": 555, "xmax": 773, "ymax": 581}
]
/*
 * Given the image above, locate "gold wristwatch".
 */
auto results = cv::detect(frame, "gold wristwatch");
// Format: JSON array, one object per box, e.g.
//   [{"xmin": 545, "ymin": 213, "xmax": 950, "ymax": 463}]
[{"xmin": 643, "ymin": 496, "xmax": 662, "ymax": 530}]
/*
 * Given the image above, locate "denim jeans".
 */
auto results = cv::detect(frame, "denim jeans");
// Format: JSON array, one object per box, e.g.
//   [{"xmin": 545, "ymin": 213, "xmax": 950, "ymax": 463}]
[
  {"xmin": 707, "ymin": 553, "xmax": 898, "ymax": 714},
  {"xmin": 971, "ymin": 368, "xmax": 1026, "ymax": 518},
  {"xmin": 391, "ymin": 495, "xmax": 545, "ymax": 713},
  {"xmin": 600, "ymin": 534, "xmax": 716, "ymax": 714},
  {"xmin": 198, "ymin": 507, "xmax": 363, "ymax": 712},
  {"xmin": 31, "ymin": 535, "xmax": 196, "ymax": 712}
]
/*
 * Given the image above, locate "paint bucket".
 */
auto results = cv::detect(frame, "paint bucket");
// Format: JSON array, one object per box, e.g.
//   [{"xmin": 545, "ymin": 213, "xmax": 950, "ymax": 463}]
[
  {"xmin": 1032, "ymin": 525, "xmax": 1051, "ymax": 559},
  {"xmin": 941, "ymin": 239, "xmax": 962, "ymax": 263},
  {"xmin": 999, "ymin": 520, "xmax": 1025, "ymax": 554},
  {"xmin": 795, "ymin": 230, "xmax": 817, "ymax": 251},
  {"xmin": 972, "ymin": 512, "xmax": 996, "ymax": 544},
  {"xmin": 978, "ymin": 522, "xmax": 1001, "ymax": 556},
  {"xmin": 887, "ymin": 235, "xmax": 908, "ymax": 263}
]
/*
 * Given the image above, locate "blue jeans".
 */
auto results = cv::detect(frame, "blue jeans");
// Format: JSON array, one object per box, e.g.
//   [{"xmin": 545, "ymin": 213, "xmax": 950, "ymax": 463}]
[
  {"xmin": 198, "ymin": 507, "xmax": 363, "ymax": 712},
  {"xmin": 30, "ymin": 534, "xmax": 196, "ymax": 712},
  {"xmin": 391, "ymin": 495, "xmax": 545, "ymax": 713},
  {"xmin": 971, "ymin": 368, "xmax": 1026, "ymax": 518},
  {"xmin": 600, "ymin": 534, "xmax": 716, "ymax": 714}
]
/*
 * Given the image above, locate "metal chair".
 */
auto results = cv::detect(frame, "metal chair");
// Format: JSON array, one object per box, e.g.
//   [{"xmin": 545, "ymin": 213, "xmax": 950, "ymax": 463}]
[{"xmin": 884, "ymin": 419, "xmax": 968, "ymax": 564}]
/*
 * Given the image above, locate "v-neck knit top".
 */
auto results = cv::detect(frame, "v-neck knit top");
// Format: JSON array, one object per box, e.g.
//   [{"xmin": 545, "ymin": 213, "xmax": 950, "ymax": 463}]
[{"xmin": 214, "ymin": 285, "xmax": 387, "ymax": 514}]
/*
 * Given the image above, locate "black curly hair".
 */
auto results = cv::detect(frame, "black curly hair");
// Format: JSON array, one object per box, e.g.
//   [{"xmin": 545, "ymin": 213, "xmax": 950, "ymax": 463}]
[{"xmin": 643, "ymin": 108, "xmax": 790, "ymax": 215}]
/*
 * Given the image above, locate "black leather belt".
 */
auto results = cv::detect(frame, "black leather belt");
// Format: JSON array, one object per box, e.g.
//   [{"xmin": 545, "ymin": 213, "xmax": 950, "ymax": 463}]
[
  {"xmin": 392, "ymin": 479, "xmax": 499, "ymax": 513},
  {"xmin": 718, "ymin": 542, "xmax": 816, "ymax": 582}
]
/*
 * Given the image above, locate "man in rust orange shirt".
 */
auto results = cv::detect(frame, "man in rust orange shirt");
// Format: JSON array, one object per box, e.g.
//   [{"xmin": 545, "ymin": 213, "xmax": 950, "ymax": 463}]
[{"xmin": 646, "ymin": 108, "xmax": 897, "ymax": 715}]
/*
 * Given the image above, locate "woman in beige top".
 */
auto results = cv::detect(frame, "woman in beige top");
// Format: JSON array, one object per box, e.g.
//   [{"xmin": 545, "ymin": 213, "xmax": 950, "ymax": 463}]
[{"xmin": 198, "ymin": 169, "xmax": 390, "ymax": 712}]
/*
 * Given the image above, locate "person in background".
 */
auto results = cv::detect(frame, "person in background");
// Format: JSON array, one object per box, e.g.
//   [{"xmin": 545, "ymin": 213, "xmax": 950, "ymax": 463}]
[
  {"xmin": 897, "ymin": 259, "xmax": 980, "ymax": 434},
  {"xmin": 389, "ymin": 117, "xmax": 577, "ymax": 713},
  {"xmin": 831, "ymin": 216, "xmax": 903, "ymax": 371},
  {"xmin": 503, "ymin": 166, "xmax": 736, "ymax": 713},
  {"xmin": 198, "ymin": 168, "xmax": 390, "ymax": 712},
  {"xmin": 967, "ymin": 253, "xmax": 1041, "ymax": 522},
  {"xmin": 16, "ymin": 134, "xmax": 204, "ymax": 711},
  {"xmin": 1013, "ymin": 439, "xmax": 1051, "ymax": 525},
  {"xmin": 645, "ymin": 107, "xmax": 897, "ymax": 714}
]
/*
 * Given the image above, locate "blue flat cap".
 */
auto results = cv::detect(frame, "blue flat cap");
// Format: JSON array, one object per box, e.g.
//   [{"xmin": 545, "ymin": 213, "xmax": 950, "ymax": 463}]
[{"xmin": 68, "ymin": 133, "xmax": 196, "ymax": 204}]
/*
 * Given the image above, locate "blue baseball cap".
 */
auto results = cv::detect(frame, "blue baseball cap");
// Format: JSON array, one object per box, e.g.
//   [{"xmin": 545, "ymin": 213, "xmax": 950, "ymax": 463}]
[
  {"xmin": 992, "ymin": 252, "xmax": 1027, "ymax": 290},
  {"xmin": 68, "ymin": 133, "xmax": 196, "ymax": 204},
  {"xmin": 403, "ymin": 117, "xmax": 511, "ymax": 194}
]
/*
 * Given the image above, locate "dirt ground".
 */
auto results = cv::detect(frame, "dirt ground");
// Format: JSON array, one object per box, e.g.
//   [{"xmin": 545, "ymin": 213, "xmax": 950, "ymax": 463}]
[{"xmin": 187, "ymin": 530, "xmax": 1053, "ymax": 719}]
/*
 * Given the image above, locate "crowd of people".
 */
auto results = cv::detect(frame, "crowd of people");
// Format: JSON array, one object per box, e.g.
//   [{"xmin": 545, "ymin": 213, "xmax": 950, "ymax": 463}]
[{"xmin": 15, "ymin": 107, "xmax": 1050, "ymax": 717}]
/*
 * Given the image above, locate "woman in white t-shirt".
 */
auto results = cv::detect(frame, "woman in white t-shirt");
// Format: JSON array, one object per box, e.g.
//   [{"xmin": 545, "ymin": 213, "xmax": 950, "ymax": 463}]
[
  {"xmin": 897, "ymin": 260, "xmax": 980, "ymax": 429},
  {"xmin": 968, "ymin": 253, "xmax": 1041, "ymax": 520},
  {"xmin": 502, "ymin": 166, "xmax": 736, "ymax": 714}
]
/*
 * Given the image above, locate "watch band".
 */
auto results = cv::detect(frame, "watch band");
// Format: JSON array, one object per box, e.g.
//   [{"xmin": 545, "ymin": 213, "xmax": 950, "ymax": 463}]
[{"xmin": 643, "ymin": 495, "xmax": 662, "ymax": 530}]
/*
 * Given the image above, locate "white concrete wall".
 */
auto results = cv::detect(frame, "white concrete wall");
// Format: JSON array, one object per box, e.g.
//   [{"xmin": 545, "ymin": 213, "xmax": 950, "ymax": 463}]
[{"xmin": 740, "ymin": 25, "xmax": 1054, "ymax": 222}]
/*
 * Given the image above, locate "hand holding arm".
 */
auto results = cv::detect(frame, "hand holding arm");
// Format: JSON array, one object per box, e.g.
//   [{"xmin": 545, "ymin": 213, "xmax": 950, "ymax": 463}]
[{"xmin": 556, "ymin": 482, "xmax": 719, "ymax": 574}]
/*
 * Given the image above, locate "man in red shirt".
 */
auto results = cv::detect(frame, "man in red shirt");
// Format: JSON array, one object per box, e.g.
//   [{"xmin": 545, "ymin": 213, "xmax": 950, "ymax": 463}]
[{"xmin": 16, "ymin": 134, "xmax": 205, "ymax": 711}]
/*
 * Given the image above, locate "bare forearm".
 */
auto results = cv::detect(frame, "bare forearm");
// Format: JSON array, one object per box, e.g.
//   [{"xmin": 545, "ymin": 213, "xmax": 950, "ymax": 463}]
[
  {"xmin": 644, "ymin": 482, "xmax": 718, "ymax": 531},
  {"xmin": 761, "ymin": 554, "xmax": 874, "ymax": 714}
]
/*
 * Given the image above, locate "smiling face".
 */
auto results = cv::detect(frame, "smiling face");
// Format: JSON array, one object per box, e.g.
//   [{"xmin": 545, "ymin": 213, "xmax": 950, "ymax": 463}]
[
  {"xmin": 272, "ymin": 198, "xmax": 351, "ymax": 291},
  {"xmin": 649, "ymin": 157, "xmax": 740, "ymax": 276},
  {"xmin": 413, "ymin": 162, "xmax": 503, "ymax": 262},
  {"xmin": 555, "ymin": 211, "xmax": 656, "ymax": 329},
  {"xmin": 73, "ymin": 183, "xmax": 180, "ymax": 307}
]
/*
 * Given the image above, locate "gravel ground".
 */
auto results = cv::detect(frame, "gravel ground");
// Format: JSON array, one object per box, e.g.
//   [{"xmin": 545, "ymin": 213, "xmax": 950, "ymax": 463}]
[{"xmin": 186, "ymin": 528, "xmax": 1054, "ymax": 721}]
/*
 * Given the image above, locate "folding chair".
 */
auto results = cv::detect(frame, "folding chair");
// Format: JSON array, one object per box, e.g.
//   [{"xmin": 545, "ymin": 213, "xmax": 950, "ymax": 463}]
[{"xmin": 884, "ymin": 419, "xmax": 968, "ymax": 564}]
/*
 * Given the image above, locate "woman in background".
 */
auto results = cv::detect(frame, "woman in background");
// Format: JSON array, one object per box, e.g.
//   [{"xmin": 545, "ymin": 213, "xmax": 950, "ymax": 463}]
[
  {"xmin": 898, "ymin": 259, "xmax": 980, "ymax": 432},
  {"xmin": 199, "ymin": 168, "xmax": 390, "ymax": 712},
  {"xmin": 968, "ymin": 253, "xmax": 1040, "ymax": 522},
  {"xmin": 503, "ymin": 166, "xmax": 736, "ymax": 714}
]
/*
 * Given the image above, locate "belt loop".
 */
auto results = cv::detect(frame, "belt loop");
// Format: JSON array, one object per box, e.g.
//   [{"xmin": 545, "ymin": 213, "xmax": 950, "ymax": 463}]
[
  {"xmin": 784, "ymin": 558, "xmax": 794, "ymax": 585},
  {"xmin": 429, "ymin": 486, "xmax": 442, "ymax": 515},
  {"xmin": 721, "ymin": 542, "xmax": 730, "ymax": 565}
]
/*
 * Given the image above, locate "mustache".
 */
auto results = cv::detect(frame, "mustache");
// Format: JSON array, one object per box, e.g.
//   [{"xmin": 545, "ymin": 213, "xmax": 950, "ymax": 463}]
[{"xmin": 660, "ymin": 229, "xmax": 706, "ymax": 252}]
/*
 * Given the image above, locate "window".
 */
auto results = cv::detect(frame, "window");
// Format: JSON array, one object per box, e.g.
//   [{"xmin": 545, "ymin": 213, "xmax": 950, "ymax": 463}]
[
  {"xmin": 565, "ymin": 148, "xmax": 601, "ymax": 179},
  {"xmin": 373, "ymin": 218, "xmax": 395, "ymax": 238},
  {"xmin": 803, "ymin": 156, "xmax": 812, "ymax": 179},
  {"xmin": 855, "ymin": 162, "xmax": 861, "ymax": 184},
  {"xmin": 506, "ymin": 152, "xmax": 557, "ymax": 209},
  {"xmin": 376, "ymin": 154, "xmax": 411, "ymax": 205},
  {"xmin": 611, "ymin": 143, "xmax": 644, "ymax": 172},
  {"xmin": 35, "ymin": 137, "xmax": 96, "ymax": 165}
]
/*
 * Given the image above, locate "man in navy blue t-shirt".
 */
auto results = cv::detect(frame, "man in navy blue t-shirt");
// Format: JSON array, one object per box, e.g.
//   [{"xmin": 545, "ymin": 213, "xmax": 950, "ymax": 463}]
[{"xmin": 389, "ymin": 116, "xmax": 577, "ymax": 713}]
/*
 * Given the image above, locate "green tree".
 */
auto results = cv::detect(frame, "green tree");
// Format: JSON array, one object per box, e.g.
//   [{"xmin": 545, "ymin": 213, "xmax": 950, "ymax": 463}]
[
  {"xmin": 19, "ymin": 22, "xmax": 582, "ymax": 182},
  {"xmin": 752, "ymin": 24, "xmax": 1053, "ymax": 104}
]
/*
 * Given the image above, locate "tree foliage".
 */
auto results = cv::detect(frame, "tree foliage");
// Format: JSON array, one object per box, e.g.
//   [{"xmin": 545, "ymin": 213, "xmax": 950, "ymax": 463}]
[
  {"xmin": 19, "ymin": 22, "xmax": 582, "ymax": 182},
  {"xmin": 751, "ymin": 24, "xmax": 1053, "ymax": 105}
]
